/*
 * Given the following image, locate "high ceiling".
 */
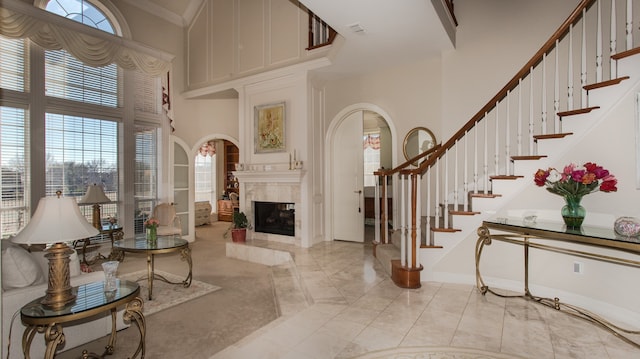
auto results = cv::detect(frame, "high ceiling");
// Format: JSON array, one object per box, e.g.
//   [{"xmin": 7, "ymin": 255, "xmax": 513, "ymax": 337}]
[{"xmin": 125, "ymin": 0, "xmax": 455, "ymax": 76}]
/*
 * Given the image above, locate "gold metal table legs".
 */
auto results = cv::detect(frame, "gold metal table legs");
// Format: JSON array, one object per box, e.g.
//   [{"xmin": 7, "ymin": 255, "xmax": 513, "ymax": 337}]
[
  {"xmin": 475, "ymin": 225, "xmax": 640, "ymax": 349},
  {"xmin": 22, "ymin": 297, "xmax": 146, "ymax": 359},
  {"xmin": 22, "ymin": 323, "xmax": 64, "ymax": 359},
  {"xmin": 145, "ymin": 247, "xmax": 193, "ymax": 300}
]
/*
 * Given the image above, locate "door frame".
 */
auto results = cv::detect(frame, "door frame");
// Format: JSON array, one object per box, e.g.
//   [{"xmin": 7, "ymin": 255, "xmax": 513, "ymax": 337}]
[
  {"xmin": 324, "ymin": 103, "xmax": 398, "ymax": 242},
  {"xmin": 190, "ymin": 133, "xmax": 240, "ymax": 218}
]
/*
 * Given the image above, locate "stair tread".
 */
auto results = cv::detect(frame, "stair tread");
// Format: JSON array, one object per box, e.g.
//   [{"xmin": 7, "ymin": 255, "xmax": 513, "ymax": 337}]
[
  {"xmin": 584, "ymin": 76, "xmax": 630, "ymax": 91},
  {"xmin": 449, "ymin": 210, "xmax": 480, "ymax": 215},
  {"xmin": 557, "ymin": 106, "xmax": 600, "ymax": 117},
  {"xmin": 431, "ymin": 227, "xmax": 461, "ymax": 232},
  {"xmin": 511, "ymin": 155, "xmax": 547, "ymax": 161},
  {"xmin": 469, "ymin": 193, "xmax": 502, "ymax": 198},
  {"xmin": 611, "ymin": 47, "xmax": 640, "ymax": 60},
  {"xmin": 490, "ymin": 175, "xmax": 524, "ymax": 180},
  {"xmin": 533, "ymin": 133, "xmax": 573, "ymax": 140}
]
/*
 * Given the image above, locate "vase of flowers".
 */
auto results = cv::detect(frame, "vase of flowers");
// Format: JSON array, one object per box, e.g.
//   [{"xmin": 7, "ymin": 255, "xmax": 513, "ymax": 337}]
[
  {"xmin": 145, "ymin": 217, "xmax": 159, "ymax": 244},
  {"xmin": 534, "ymin": 162, "xmax": 617, "ymax": 229}
]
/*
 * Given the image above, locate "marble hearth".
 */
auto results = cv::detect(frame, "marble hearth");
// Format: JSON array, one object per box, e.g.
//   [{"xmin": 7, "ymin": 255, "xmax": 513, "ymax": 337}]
[{"xmin": 234, "ymin": 169, "xmax": 305, "ymax": 246}]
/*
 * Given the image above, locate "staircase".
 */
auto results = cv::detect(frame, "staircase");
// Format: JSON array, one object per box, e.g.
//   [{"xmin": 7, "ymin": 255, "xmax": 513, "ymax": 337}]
[{"xmin": 373, "ymin": 0, "xmax": 640, "ymax": 288}]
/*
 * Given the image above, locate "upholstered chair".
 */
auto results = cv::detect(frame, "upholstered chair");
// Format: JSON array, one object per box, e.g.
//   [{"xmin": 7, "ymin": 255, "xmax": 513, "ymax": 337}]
[{"xmin": 152, "ymin": 203, "xmax": 182, "ymax": 236}]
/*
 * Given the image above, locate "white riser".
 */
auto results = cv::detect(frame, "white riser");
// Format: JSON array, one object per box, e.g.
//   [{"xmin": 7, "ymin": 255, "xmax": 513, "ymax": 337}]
[{"xmin": 491, "ymin": 178, "xmax": 525, "ymax": 196}]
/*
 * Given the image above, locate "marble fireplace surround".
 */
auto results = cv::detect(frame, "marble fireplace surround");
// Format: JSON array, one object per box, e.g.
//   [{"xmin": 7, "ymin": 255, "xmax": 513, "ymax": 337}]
[{"xmin": 234, "ymin": 169, "xmax": 305, "ymax": 245}]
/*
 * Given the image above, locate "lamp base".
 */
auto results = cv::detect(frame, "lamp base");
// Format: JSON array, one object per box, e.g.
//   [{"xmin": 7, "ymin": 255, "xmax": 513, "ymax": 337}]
[
  {"xmin": 42, "ymin": 243, "xmax": 76, "ymax": 310},
  {"xmin": 92, "ymin": 203, "xmax": 102, "ymax": 230}
]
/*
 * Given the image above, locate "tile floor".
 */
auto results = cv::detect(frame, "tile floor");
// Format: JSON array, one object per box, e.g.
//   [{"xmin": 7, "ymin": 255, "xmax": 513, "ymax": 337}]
[{"xmin": 213, "ymin": 238, "xmax": 640, "ymax": 359}]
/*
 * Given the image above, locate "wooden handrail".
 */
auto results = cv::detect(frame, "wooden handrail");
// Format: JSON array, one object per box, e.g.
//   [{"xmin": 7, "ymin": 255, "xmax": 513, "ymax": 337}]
[
  {"xmin": 411, "ymin": 0, "xmax": 595, "ymax": 176},
  {"xmin": 374, "ymin": 144, "xmax": 441, "ymax": 177}
]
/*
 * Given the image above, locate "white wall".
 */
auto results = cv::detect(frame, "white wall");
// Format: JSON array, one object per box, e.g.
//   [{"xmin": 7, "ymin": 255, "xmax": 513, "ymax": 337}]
[
  {"xmin": 322, "ymin": 57, "xmax": 443, "ymax": 164},
  {"xmin": 441, "ymin": 0, "xmax": 577, "ymax": 137}
]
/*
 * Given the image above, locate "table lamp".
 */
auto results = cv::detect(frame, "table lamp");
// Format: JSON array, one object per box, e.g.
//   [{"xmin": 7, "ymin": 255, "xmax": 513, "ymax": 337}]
[
  {"xmin": 12, "ymin": 192, "xmax": 99, "ymax": 310},
  {"xmin": 79, "ymin": 183, "xmax": 112, "ymax": 229}
]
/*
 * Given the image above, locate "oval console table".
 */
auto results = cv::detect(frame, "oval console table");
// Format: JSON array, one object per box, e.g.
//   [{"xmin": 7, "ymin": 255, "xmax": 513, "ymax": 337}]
[{"xmin": 475, "ymin": 218, "xmax": 640, "ymax": 348}]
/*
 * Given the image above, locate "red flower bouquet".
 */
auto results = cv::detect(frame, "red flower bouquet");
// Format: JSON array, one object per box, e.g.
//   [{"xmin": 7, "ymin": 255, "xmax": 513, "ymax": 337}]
[{"xmin": 534, "ymin": 162, "xmax": 617, "ymax": 228}]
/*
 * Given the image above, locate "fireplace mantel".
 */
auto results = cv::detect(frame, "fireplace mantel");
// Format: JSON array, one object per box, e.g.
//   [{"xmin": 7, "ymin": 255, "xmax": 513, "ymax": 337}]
[{"xmin": 233, "ymin": 169, "xmax": 305, "ymax": 183}]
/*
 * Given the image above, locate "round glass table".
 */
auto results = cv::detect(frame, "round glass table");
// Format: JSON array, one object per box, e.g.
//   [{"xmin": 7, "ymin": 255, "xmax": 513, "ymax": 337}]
[{"xmin": 114, "ymin": 235, "xmax": 192, "ymax": 300}]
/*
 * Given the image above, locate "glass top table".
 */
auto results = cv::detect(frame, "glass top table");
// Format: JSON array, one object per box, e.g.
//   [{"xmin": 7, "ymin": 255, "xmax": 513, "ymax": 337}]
[
  {"xmin": 477, "ymin": 218, "xmax": 640, "ymax": 349},
  {"xmin": 484, "ymin": 218, "xmax": 640, "ymax": 254},
  {"xmin": 114, "ymin": 234, "xmax": 192, "ymax": 300},
  {"xmin": 21, "ymin": 280, "xmax": 145, "ymax": 359}
]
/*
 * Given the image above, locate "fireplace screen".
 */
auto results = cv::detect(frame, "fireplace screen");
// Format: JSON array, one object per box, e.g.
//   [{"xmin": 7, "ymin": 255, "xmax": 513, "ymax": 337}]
[{"xmin": 254, "ymin": 201, "xmax": 295, "ymax": 236}]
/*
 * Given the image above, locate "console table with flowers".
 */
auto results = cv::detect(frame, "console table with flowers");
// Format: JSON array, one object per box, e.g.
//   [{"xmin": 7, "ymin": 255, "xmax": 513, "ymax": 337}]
[{"xmin": 476, "ymin": 218, "xmax": 640, "ymax": 348}]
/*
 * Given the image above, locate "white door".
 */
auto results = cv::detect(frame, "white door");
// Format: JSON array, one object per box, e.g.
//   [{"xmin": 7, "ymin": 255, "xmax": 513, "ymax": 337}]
[{"xmin": 332, "ymin": 111, "xmax": 364, "ymax": 242}]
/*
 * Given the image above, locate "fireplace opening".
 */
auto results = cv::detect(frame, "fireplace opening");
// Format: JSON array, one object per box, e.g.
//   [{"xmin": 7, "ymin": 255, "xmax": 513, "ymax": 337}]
[{"xmin": 254, "ymin": 201, "xmax": 295, "ymax": 236}]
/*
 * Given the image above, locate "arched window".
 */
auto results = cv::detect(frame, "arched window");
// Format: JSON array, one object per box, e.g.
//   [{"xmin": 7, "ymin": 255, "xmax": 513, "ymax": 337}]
[
  {"xmin": 42, "ymin": 0, "xmax": 121, "ymax": 229},
  {"xmin": 0, "ymin": 0, "xmax": 162, "ymax": 238}
]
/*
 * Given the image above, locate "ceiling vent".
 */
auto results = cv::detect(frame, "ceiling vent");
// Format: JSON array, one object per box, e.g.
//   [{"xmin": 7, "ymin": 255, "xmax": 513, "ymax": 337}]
[{"xmin": 347, "ymin": 23, "xmax": 365, "ymax": 34}]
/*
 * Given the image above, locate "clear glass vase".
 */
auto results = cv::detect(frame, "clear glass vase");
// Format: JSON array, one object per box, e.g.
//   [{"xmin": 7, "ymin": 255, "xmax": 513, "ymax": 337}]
[
  {"xmin": 146, "ymin": 226, "xmax": 157, "ymax": 244},
  {"xmin": 561, "ymin": 195, "xmax": 586, "ymax": 229}
]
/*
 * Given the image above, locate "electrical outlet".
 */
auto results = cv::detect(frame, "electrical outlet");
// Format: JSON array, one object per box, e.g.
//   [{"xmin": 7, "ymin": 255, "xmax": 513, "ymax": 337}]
[{"xmin": 573, "ymin": 261, "xmax": 583, "ymax": 274}]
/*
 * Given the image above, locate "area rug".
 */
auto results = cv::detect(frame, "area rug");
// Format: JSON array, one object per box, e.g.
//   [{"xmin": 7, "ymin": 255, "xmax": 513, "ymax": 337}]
[
  {"xmin": 119, "ymin": 270, "xmax": 221, "ymax": 316},
  {"xmin": 350, "ymin": 346, "xmax": 528, "ymax": 359}
]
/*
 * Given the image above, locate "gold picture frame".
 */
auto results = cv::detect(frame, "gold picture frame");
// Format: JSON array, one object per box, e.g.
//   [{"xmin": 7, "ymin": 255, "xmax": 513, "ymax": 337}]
[{"xmin": 255, "ymin": 102, "xmax": 286, "ymax": 153}]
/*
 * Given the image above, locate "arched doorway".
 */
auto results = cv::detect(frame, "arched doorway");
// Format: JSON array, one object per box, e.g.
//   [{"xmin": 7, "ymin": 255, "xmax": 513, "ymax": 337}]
[
  {"xmin": 325, "ymin": 104, "xmax": 396, "ymax": 243},
  {"xmin": 192, "ymin": 135, "xmax": 239, "ymax": 223}
]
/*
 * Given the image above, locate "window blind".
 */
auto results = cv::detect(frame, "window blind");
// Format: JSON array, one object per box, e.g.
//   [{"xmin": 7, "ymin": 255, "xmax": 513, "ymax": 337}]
[
  {"xmin": 45, "ymin": 113, "xmax": 118, "ymax": 199},
  {"xmin": 0, "ymin": 36, "xmax": 26, "ymax": 92},
  {"xmin": 0, "ymin": 106, "xmax": 30, "ymax": 238},
  {"xmin": 134, "ymin": 70, "xmax": 160, "ymax": 115},
  {"xmin": 45, "ymin": 49, "xmax": 119, "ymax": 107},
  {"xmin": 134, "ymin": 125, "xmax": 157, "ymax": 233}
]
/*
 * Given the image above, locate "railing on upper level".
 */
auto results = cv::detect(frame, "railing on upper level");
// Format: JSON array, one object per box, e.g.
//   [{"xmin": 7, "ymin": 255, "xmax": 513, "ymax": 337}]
[
  {"xmin": 307, "ymin": 11, "xmax": 337, "ymax": 50},
  {"xmin": 444, "ymin": 0, "xmax": 458, "ymax": 26},
  {"xmin": 374, "ymin": 0, "xmax": 639, "ymax": 277}
]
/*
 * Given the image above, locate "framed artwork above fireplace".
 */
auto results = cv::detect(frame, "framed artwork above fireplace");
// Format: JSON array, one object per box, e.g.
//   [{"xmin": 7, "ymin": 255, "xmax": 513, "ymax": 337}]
[{"xmin": 255, "ymin": 102, "xmax": 286, "ymax": 153}]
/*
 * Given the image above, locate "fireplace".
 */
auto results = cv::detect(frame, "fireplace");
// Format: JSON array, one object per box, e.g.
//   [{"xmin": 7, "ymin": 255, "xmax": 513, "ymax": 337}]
[{"xmin": 254, "ymin": 201, "xmax": 295, "ymax": 236}]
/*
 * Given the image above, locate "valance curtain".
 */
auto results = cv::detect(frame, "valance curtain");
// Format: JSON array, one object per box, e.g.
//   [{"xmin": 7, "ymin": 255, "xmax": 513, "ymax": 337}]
[
  {"xmin": 0, "ymin": 0, "xmax": 173, "ymax": 76},
  {"xmin": 198, "ymin": 141, "xmax": 216, "ymax": 157},
  {"xmin": 363, "ymin": 134, "xmax": 381, "ymax": 150}
]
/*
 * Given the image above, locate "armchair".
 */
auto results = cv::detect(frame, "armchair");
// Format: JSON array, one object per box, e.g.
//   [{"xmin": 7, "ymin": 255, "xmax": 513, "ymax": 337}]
[{"xmin": 152, "ymin": 203, "xmax": 182, "ymax": 236}]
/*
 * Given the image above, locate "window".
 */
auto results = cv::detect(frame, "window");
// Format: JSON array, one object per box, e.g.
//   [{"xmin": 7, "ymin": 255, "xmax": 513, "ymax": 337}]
[
  {"xmin": 363, "ymin": 132, "xmax": 381, "ymax": 187},
  {"xmin": 45, "ymin": 114, "xmax": 118, "ymax": 220},
  {"xmin": 0, "ymin": 106, "xmax": 29, "ymax": 238},
  {"xmin": 134, "ymin": 126, "xmax": 158, "ymax": 233},
  {"xmin": 0, "ymin": 37, "xmax": 26, "ymax": 92},
  {"xmin": 45, "ymin": 0, "xmax": 115, "ymax": 33},
  {"xmin": 195, "ymin": 150, "xmax": 216, "ymax": 205},
  {"xmin": 0, "ymin": 1, "xmax": 164, "ymax": 238},
  {"xmin": 45, "ymin": 50, "xmax": 119, "ymax": 107}
]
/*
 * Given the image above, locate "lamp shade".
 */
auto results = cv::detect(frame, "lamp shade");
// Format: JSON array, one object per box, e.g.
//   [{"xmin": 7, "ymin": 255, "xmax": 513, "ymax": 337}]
[
  {"xmin": 78, "ymin": 184, "xmax": 111, "ymax": 205},
  {"xmin": 12, "ymin": 195, "xmax": 99, "ymax": 245}
]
